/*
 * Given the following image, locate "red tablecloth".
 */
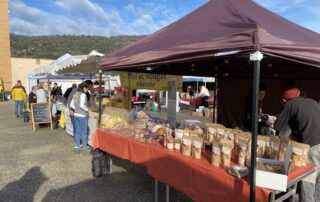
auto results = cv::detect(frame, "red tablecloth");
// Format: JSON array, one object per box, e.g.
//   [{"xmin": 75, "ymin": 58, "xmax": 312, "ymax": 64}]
[
  {"xmin": 93, "ymin": 129, "xmax": 314, "ymax": 202},
  {"xmin": 181, "ymin": 97, "xmax": 214, "ymax": 107}
]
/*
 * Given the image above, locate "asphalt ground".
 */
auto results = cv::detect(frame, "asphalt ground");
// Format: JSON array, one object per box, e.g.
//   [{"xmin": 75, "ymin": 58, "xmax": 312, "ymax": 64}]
[{"xmin": 0, "ymin": 101, "xmax": 193, "ymax": 202}]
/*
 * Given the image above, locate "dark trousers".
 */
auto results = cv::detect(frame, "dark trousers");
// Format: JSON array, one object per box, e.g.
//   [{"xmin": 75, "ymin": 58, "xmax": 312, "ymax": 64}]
[{"xmin": 201, "ymin": 96, "xmax": 209, "ymax": 108}]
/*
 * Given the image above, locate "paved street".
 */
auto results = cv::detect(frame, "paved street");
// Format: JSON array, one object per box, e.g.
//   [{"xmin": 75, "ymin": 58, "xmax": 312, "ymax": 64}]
[{"xmin": 0, "ymin": 101, "xmax": 193, "ymax": 202}]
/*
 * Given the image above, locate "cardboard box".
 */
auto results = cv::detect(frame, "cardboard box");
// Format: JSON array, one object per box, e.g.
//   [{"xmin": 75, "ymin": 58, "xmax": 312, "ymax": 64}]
[
  {"xmin": 256, "ymin": 158, "xmax": 288, "ymax": 191},
  {"xmin": 210, "ymin": 110, "xmax": 214, "ymax": 118},
  {"xmin": 205, "ymin": 108, "xmax": 214, "ymax": 117},
  {"xmin": 255, "ymin": 143, "xmax": 293, "ymax": 192},
  {"xmin": 192, "ymin": 112, "xmax": 204, "ymax": 117},
  {"xmin": 196, "ymin": 108, "xmax": 202, "ymax": 112}
]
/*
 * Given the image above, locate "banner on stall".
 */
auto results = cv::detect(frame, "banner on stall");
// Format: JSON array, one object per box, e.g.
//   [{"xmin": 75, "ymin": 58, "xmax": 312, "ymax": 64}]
[{"xmin": 120, "ymin": 72, "xmax": 182, "ymax": 91}]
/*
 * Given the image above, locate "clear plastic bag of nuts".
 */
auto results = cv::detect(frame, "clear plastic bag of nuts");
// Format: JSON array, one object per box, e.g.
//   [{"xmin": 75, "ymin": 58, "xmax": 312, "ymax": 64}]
[
  {"xmin": 292, "ymin": 141, "xmax": 310, "ymax": 167},
  {"xmin": 192, "ymin": 137, "xmax": 203, "ymax": 159},
  {"xmin": 182, "ymin": 136, "xmax": 192, "ymax": 156},
  {"xmin": 220, "ymin": 139, "xmax": 234, "ymax": 167},
  {"xmin": 211, "ymin": 142, "xmax": 221, "ymax": 167},
  {"xmin": 257, "ymin": 135, "xmax": 267, "ymax": 158}
]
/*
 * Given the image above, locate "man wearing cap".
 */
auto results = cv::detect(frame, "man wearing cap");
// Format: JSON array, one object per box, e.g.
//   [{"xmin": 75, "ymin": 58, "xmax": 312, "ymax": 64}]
[{"xmin": 274, "ymin": 88, "xmax": 320, "ymax": 202}]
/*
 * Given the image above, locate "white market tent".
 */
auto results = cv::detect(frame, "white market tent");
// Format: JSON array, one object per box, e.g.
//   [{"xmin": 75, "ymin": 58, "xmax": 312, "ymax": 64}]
[
  {"xmin": 27, "ymin": 50, "xmax": 119, "ymax": 93},
  {"xmin": 54, "ymin": 50, "xmax": 104, "ymax": 74},
  {"xmin": 29, "ymin": 50, "xmax": 104, "ymax": 76}
]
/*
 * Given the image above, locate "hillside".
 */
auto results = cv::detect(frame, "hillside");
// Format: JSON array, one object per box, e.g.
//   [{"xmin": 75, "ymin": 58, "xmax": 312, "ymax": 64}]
[{"xmin": 10, "ymin": 34, "xmax": 145, "ymax": 59}]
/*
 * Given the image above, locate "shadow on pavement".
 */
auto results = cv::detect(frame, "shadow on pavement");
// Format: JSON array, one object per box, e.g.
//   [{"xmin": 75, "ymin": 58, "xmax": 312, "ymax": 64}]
[
  {"xmin": 42, "ymin": 171, "xmax": 153, "ymax": 202},
  {"xmin": 0, "ymin": 166, "xmax": 49, "ymax": 202},
  {"xmin": 42, "ymin": 158, "xmax": 193, "ymax": 202}
]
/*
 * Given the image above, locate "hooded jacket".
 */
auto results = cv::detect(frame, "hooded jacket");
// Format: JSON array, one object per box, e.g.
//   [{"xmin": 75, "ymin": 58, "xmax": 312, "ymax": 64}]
[{"xmin": 11, "ymin": 84, "xmax": 26, "ymax": 101}]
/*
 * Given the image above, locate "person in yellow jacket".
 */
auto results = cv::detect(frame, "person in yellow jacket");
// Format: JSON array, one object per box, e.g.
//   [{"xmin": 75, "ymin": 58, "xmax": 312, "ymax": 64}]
[{"xmin": 11, "ymin": 81, "xmax": 26, "ymax": 118}]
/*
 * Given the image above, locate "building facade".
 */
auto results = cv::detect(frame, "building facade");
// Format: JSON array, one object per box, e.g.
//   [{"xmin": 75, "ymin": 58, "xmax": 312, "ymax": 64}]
[
  {"xmin": 0, "ymin": 0, "xmax": 12, "ymax": 91},
  {"xmin": 11, "ymin": 58, "xmax": 53, "ymax": 91}
]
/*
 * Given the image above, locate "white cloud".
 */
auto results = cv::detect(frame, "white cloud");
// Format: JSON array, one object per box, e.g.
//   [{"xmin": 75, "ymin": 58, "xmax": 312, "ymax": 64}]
[
  {"xmin": 9, "ymin": 0, "xmax": 123, "ymax": 36},
  {"xmin": 10, "ymin": 0, "xmax": 318, "ymax": 36},
  {"xmin": 123, "ymin": 2, "xmax": 178, "ymax": 35},
  {"xmin": 254, "ymin": 0, "xmax": 307, "ymax": 12},
  {"xmin": 255, "ymin": 0, "xmax": 320, "ymax": 33}
]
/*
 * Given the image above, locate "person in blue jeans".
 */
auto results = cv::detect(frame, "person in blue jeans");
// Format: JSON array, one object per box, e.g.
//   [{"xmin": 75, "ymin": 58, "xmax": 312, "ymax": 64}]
[
  {"xmin": 70, "ymin": 83, "xmax": 90, "ymax": 152},
  {"xmin": 11, "ymin": 81, "xmax": 26, "ymax": 118}
]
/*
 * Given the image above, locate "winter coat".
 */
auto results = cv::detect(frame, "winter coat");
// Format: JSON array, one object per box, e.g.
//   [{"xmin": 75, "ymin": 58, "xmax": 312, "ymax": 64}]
[{"xmin": 11, "ymin": 84, "xmax": 26, "ymax": 101}]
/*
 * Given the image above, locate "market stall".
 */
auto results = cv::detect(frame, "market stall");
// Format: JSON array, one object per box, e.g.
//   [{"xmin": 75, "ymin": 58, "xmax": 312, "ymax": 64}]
[
  {"xmin": 93, "ymin": 0, "xmax": 320, "ymax": 201},
  {"xmin": 92, "ymin": 128, "xmax": 316, "ymax": 202},
  {"xmin": 46, "ymin": 51, "xmax": 125, "ymax": 143},
  {"xmin": 27, "ymin": 50, "xmax": 121, "ymax": 138}
]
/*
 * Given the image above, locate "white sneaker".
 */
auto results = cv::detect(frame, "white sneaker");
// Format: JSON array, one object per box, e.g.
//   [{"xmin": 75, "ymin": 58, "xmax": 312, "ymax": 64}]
[{"xmin": 74, "ymin": 146, "xmax": 81, "ymax": 150}]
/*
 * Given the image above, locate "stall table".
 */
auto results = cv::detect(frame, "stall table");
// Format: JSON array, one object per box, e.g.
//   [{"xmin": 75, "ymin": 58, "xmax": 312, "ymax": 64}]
[
  {"xmin": 180, "ymin": 97, "xmax": 214, "ymax": 108},
  {"xmin": 92, "ymin": 129, "xmax": 315, "ymax": 202}
]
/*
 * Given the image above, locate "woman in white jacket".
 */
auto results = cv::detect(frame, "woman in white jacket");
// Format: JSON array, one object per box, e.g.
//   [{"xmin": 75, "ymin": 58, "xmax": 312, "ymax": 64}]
[{"xmin": 70, "ymin": 83, "xmax": 89, "ymax": 151}]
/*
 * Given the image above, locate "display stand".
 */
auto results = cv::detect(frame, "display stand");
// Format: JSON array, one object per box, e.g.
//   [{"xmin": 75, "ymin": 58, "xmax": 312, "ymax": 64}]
[{"xmin": 92, "ymin": 130, "xmax": 316, "ymax": 202}]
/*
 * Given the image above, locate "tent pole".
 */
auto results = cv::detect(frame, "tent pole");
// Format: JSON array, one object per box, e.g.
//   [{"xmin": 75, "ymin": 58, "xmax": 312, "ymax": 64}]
[
  {"xmin": 249, "ymin": 51, "xmax": 263, "ymax": 202},
  {"xmin": 96, "ymin": 55, "xmax": 102, "ymax": 128},
  {"xmin": 213, "ymin": 77, "xmax": 218, "ymax": 123},
  {"xmin": 98, "ymin": 70, "xmax": 102, "ymax": 128},
  {"xmin": 197, "ymin": 81, "xmax": 199, "ymax": 94},
  {"xmin": 108, "ymin": 77, "xmax": 111, "ymax": 97}
]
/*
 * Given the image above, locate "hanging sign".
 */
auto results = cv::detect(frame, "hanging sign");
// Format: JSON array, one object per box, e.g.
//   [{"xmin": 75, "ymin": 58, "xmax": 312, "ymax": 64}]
[{"xmin": 120, "ymin": 72, "xmax": 182, "ymax": 91}]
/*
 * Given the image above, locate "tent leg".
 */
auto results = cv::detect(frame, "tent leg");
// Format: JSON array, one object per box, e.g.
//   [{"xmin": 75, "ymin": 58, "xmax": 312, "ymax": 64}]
[
  {"xmin": 197, "ymin": 81, "xmax": 199, "ymax": 94},
  {"xmin": 98, "ymin": 70, "xmax": 102, "ymax": 128},
  {"xmin": 249, "ymin": 51, "xmax": 263, "ymax": 202},
  {"xmin": 213, "ymin": 77, "xmax": 218, "ymax": 123},
  {"xmin": 108, "ymin": 77, "xmax": 111, "ymax": 97}
]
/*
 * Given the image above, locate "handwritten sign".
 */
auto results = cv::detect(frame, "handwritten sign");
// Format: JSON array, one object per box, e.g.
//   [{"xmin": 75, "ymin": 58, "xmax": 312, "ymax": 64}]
[
  {"xmin": 120, "ymin": 72, "xmax": 182, "ymax": 91},
  {"xmin": 31, "ymin": 102, "xmax": 53, "ymax": 132}
]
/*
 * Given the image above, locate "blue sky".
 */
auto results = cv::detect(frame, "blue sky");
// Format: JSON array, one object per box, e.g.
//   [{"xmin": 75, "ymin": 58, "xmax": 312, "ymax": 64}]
[{"xmin": 9, "ymin": 0, "xmax": 320, "ymax": 36}]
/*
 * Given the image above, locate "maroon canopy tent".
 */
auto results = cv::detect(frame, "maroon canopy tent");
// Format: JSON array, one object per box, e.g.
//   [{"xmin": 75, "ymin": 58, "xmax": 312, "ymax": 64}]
[
  {"xmin": 99, "ymin": 0, "xmax": 320, "ymax": 201},
  {"xmin": 100, "ymin": 0, "xmax": 320, "ymax": 77}
]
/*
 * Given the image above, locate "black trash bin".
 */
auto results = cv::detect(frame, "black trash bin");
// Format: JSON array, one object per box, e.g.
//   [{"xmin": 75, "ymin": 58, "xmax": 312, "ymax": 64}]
[
  {"xmin": 91, "ymin": 149, "xmax": 110, "ymax": 177},
  {"xmin": 23, "ymin": 112, "xmax": 30, "ymax": 122}
]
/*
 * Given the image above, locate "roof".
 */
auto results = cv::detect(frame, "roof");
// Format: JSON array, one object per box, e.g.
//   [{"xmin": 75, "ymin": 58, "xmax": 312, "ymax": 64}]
[
  {"xmin": 100, "ymin": 0, "xmax": 320, "ymax": 77},
  {"xmin": 30, "ymin": 50, "xmax": 104, "ymax": 75}
]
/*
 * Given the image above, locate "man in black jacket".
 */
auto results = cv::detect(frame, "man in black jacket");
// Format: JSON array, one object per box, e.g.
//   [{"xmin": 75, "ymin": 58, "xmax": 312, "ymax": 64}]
[
  {"xmin": 28, "ymin": 86, "xmax": 37, "ymax": 108},
  {"xmin": 274, "ymin": 88, "xmax": 320, "ymax": 202},
  {"xmin": 63, "ymin": 83, "xmax": 77, "ymax": 101}
]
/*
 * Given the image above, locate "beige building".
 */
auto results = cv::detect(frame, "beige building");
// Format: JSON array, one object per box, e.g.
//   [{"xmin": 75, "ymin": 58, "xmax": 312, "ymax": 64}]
[
  {"xmin": 11, "ymin": 58, "xmax": 53, "ymax": 91},
  {"xmin": 0, "ymin": 0, "xmax": 12, "ymax": 91}
]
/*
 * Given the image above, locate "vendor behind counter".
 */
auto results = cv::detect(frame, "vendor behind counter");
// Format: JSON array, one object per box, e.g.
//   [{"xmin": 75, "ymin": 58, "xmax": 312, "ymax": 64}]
[{"xmin": 273, "ymin": 88, "xmax": 320, "ymax": 202}]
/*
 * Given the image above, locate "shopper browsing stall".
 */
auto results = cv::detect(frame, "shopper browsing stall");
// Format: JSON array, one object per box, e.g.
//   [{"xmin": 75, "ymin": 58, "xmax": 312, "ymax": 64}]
[
  {"xmin": 63, "ymin": 83, "xmax": 77, "ymax": 101},
  {"xmin": 50, "ymin": 82, "xmax": 62, "ymax": 102},
  {"xmin": 83, "ymin": 80, "xmax": 99, "ymax": 111},
  {"xmin": 67, "ymin": 85, "xmax": 78, "ymax": 139},
  {"xmin": 36, "ymin": 82, "xmax": 48, "ymax": 103},
  {"xmin": 274, "ymin": 87, "xmax": 320, "ymax": 202},
  {"xmin": 187, "ymin": 85, "xmax": 194, "ymax": 98},
  {"xmin": 70, "ymin": 83, "xmax": 90, "ymax": 152},
  {"xmin": 198, "ymin": 83, "xmax": 210, "ymax": 107},
  {"xmin": 69, "ymin": 80, "xmax": 98, "ymax": 110},
  {"xmin": 28, "ymin": 86, "xmax": 37, "ymax": 108}
]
